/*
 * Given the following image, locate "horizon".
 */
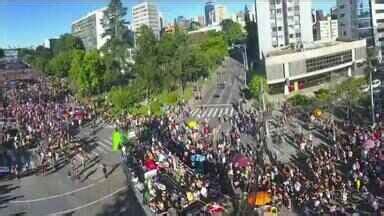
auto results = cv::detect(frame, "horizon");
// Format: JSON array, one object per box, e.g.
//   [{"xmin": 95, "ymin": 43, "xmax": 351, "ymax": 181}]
[{"xmin": 0, "ymin": 0, "xmax": 335, "ymax": 48}]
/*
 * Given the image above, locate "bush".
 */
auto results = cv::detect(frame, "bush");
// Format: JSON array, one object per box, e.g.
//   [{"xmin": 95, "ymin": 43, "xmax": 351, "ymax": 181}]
[
  {"xmin": 288, "ymin": 94, "xmax": 314, "ymax": 107},
  {"xmin": 314, "ymin": 88, "xmax": 331, "ymax": 102}
]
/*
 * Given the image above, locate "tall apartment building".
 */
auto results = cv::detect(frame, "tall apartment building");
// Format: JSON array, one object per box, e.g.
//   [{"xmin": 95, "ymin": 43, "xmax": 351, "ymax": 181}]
[
  {"xmin": 214, "ymin": 5, "xmax": 227, "ymax": 25},
  {"xmin": 337, "ymin": 0, "xmax": 374, "ymax": 46},
  {"xmin": 371, "ymin": 1, "xmax": 384, "ymax": 59},
  {"xmin": 71, "ymin": 7, "xmax": 108, "ymax": 50},
  {"xmin": 205, "ymin": 1, "xmax": 216, "ymax": 26},
  {"xmin": 132, "ymin": 1, "xmax": 161, "ymax": 39},
  {"xmin": 255, "ymin": 0, "xmax": 313, "ymax": 59},
  {"xmin": 314, "ymin": 16, "xmax": 339, "ymax": 41}
]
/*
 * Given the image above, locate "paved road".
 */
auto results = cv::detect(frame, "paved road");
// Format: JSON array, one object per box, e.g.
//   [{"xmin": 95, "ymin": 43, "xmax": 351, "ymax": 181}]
[
  {"xmin": 194, "ymin": 57, "xmax": 244, "ymax": 120},
  {"xmin": 0, "ymin": 123, "xmax": 132, "ymax": 216}
]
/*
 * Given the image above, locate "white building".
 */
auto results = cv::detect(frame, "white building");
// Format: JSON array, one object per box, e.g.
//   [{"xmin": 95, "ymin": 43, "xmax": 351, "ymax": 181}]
[
  {"xmin": 132, "ymin": 1, "xmax": 161, "ymax": 39},
  {"xmin": 314, "ymin": 16, "xmax": 339, "ymax": 41},
  {"xmin": 264, "ymin": 39, "xmax": 367, "ymax": 95},
  {"xmin": 371, "ymin": 1, "xmax": 384, "ymax": 60},
  {"xmin": 71, "ymin": 7, "xmax": 108, "ymax": 50},
  {"xmin": 255, "ymin": 0, "xmax": 313, "ymax": 60},
  {"xmin": 214, "ymin": 4, "xmax": 227, "ymax": 25}
]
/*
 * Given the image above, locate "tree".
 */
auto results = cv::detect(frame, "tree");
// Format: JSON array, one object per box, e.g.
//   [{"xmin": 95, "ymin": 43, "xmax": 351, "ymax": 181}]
[
  {"xmin": 101, "ymin": 0, "xmax": 132, "ymax": 80},
  {"xmin": 75, "ymin": 51, "xmax": 105, "ymax": 96},
  {"xmin": 0, "ymin": 48, "xmax": 4, "ymax": 58},
  {"xmin": 101, "ymin": 0, "xmax": 127, "ymax": 42},
  {"xmin": 52, "ymin": 34, "xmax": 84, "ymax": 55},
  {"xmin": 221, "ymin": 19, "xmax": 244, "ymax": 45},
  {"xmin": 249, "ymin": 74, "xmax": 268, "ymax": 100},
  {"xmin": 69, "ymin": 50, "xmax": 85, "ymax": 92},
  {"xmin": 245, "ymin": 5, "xmax": 259, "ymax": 66},
  {"xmin": 188, "ymin": 21, "xmax": 201, "ymax": 31},
  {"xmin": 47, "ymin": 51, "xmax": 74, "ymax": 77}
]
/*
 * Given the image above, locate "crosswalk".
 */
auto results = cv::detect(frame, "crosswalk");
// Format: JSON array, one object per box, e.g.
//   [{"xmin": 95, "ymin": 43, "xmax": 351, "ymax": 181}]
[
  {"xmin": 92, "ymin": 137, "xmax": 114, "ymax": 157},
  {"xmin": 190, "ymin": 106, "xmax": 235, "ymax": 119}
]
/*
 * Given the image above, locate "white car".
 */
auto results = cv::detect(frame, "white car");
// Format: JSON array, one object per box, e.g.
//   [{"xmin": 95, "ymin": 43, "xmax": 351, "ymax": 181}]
[{"xmin": 361, "ymin": 79, "xmax": 382, "ymax": 92}]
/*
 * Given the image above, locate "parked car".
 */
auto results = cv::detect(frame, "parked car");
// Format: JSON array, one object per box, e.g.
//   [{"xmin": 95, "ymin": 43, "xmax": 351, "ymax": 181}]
[{"xmin": 361, "ymin": 79, "xmax": 382, "ymax": 92}]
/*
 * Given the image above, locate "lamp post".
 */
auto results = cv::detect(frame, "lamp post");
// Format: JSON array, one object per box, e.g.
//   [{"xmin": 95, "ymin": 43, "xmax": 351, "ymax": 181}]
[{"xmin": 370, "ymin": 67, "xmax": 376, "ymax": 126}]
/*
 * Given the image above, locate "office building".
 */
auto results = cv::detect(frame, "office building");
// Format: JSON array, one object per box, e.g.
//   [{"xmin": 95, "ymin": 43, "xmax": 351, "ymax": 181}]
[
  {"xmin": 337, "ymin": 0, "xmax": 373, "ymax": 46},
  {"xmin": 194, "ymin": 16, "xmax": 205, "ymax": 27},
  {"xmin": 255, "ymin": 0, "xmax": 314, "ymax": 59},
  {"xmin": 71, "ymin": 7, "xmax": 108, "ymax": 50},
  {"xmin": 214, "ymin": 4, "xmax": 227, "ymax": 25},
  {"xmin": 371, "ymin": 1, "xmax": 384, "ymax": 59},
  {"xmin": 314, "ymin": 16, "xmax": 339, "ymax": 41},
  {"xmin": 205, "ymin": 1, "xmax": 216, "ymax": 26},
  {"xmin": 132, "ymin": 1, "xmax": 161, "ymax": 38},
  {"xmin": 263, "ymin": 39, "xmax": 367, "ymax": 95}
]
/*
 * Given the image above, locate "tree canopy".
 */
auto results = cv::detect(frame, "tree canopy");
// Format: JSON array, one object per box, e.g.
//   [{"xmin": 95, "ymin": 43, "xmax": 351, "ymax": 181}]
[{"xmin": 221, "ymin": 19, "xmax": 244, "ymax": 45}]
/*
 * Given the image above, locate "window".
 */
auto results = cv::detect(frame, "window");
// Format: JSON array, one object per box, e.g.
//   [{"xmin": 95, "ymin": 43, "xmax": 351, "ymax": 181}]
[
  {"xmin": 378, "ymin": 28, "xmax": 384, "ymax": 33},
  {"xmin": 306, "ymin": 51, "xmax": 352, "ymax": 72},
  {"xmin": 272, "ymin": 27, "xmax": 277, "ymax": 31},
  {"xmin": 376, "ymin": 0, "xmax": 384, "ymax": 3},
  {"xmin": 339, "ymin": 5, "xmax": 344, "ymax": 9},
  {"xmin": 278, "ymin": 26, "xmax": 282, "ymax": 31},
  {"xmin": 340, "ymin": 13, "xmax": 345, "ymax": 17},
  {"xmin": 289, "ymin": 34, "xmax": 294, "ymax": 38},
  {"xmin": 377, "ymin": 19, "xmax": 384, "ymax": 23},
  {"xmin": 379, "ymin": 37, "xmax": 384, "ymax": 42},
  {"xmin": 376, "ymin": 10, "xmax": 384, "ymax": 13},
  {"xmin": 276, "ymin": 9, "xmax": 282, "ymax": 14},
  {"xmin": 296, "ymin": 33, "xmax": 301, "ymax": 37}
]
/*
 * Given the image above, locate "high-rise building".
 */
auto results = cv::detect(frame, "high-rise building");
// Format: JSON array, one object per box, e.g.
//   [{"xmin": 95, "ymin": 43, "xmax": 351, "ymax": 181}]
[
  {"xmin": 132, "ymin": 1, "xmax": 161, "ymax": 38},
  {"xmin": 314, "ymin": 16, "xmax": 339, "ymax": 41},
  {"xmin": 205, "ymin": 1, "xmax": 216, "ymax": 26},
  {"xmin": 214, "ymin": 4, "xmax": 227, "ymax": 25},
  {"xmin": 371, "ymin": 1, "xmax": 384, "ymax": 59},
  {"xmin": 337, "ymin": 0, "xmax": 373, "ymax": 46},
  {"xmin": 71, "ymin": 7, "xmax": 108, "ymax": 50},
  {"xmin": 255, "ymin": 0, "xmax": 313, "ymax": 59}
]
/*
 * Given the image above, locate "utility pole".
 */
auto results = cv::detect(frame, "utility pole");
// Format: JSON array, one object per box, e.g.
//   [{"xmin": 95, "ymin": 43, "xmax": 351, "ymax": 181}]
[
  {"xmin": 243, "ymin": 45, "xmax": 248, "ymax": 87},
  {"xmin": 261, "ymin": 79, "xmax": 269, "ymax": 137},
  {"xmin": 370, "ymin": 67, "xmax": 376, "ymax": 126}
]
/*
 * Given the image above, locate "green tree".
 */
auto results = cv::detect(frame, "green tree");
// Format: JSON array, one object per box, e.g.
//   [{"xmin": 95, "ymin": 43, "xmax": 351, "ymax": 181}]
[
  {"xmin": 188, "ymin": 21, "xmax": 201, "ymax": 31},
  {"xmin": 249, "ymin": 74, "xmax": 268, "ymax": 100},
  {"xmin": 76, "ymin": 51, "xmax": 106, "ymax": 96},
  {"xmin": 68, "ymin": 50, "xmax": 85, "ymax": 92},
  {"xmin": 0, "ymin": 48, "xmax": 4, "ymax": 58},
  {"xmin": 52, "ymin": 34, "xmax": 84, "ymax": 55},
  {"xmin": 47, "ymin": 51, "xmax": 74, "ymax": 77},
  {"xmin": 245, "ymin": 5, "xmax": 259, "ymax": 66},
  {"xmin": 198, "ymin": 32, "xmax": 228, "ymax": 69},
  {"xmin": 101, "ymin": 0, "xmax": 132, "ymax": 81},
  {"xmin": 221, "ymin": 19, "xmax": 244, "ymax": 45}
]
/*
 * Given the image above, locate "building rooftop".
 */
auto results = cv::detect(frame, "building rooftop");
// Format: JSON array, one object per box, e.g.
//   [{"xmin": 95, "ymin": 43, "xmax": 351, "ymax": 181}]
[{"xmin": 265, "ymin": 40, "xmax": 355, "ymax": 57}]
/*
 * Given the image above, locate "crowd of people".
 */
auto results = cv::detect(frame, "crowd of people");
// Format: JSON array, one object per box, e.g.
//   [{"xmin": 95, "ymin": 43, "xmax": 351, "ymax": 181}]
[
  {"xmin": 120, "ymin": 101, "xmax": 383, "ymax": 215},
  {"xmin": 0, "ymin": 78, "xmax": 93, "ymax": 178},
  {"xmin": 1, "ymin": 77, "xmax": 383, "ymax": 215}
]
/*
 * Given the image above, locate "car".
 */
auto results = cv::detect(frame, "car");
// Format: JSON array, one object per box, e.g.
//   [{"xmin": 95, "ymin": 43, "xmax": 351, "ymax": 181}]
[{"xmin": 361, "ymin": 79, "xmax": 382, "ymax": 92}]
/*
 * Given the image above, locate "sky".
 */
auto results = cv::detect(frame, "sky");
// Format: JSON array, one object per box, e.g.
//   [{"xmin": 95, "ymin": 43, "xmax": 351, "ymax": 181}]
[{"xmin": 0, "ymin": 0, "xmax": 336, "ymax": 48}]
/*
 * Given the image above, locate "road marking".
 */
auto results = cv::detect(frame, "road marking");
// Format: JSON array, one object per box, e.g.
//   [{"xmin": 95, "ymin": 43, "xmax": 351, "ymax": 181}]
[
  {"xmin": 211, "ymin": 108, "xmax": 218, "ymax": 118},
  {"xmin": 194, "ymin": 103, "xmax": 232, "ymax": 108},
  {"xmin": 229, "ymin": 108, "xmax": 234, "ymax": 116},
  {"xmin": 193, "ymin": 109, "xmax": 201, "ymax": 118},
  {"xmin": 191, "ymin": 109, "xmax": 199, "ymax": 116},
  {"xmin": 200, "ymin": 110, "xmax": 208, "ymax": 118},
  {"xmin": 48, "ymin": 185, "xmax": 128, "ymax": 216},
  {"xmin": 217, "ymin": 109, "xmax": 223, "ymax": 117},
  {"xmin": 207, "ymin": 108, "xmax": 215, "ymax": 118}
]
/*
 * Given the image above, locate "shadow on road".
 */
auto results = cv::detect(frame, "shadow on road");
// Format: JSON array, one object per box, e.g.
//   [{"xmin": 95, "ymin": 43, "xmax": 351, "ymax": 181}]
[{"xmin": 0, "ymin": 183, "xmax": 23, "ymax": 208}]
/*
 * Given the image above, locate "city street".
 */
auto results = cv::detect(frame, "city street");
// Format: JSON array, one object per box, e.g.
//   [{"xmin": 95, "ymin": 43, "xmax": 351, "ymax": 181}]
[{"xmin": 0, "ymin": 123, "xmax": 133, "ymax": 216}]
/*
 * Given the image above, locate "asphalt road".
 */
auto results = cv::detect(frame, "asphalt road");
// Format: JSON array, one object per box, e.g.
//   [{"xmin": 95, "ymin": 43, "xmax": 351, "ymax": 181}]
[
  {"xmin": 0, "ymin": 123, "xmax": 133, "ymax": 216},
  {"xmin": 191, "ymin": 57, "xmax": 245, "ymax": 121}
]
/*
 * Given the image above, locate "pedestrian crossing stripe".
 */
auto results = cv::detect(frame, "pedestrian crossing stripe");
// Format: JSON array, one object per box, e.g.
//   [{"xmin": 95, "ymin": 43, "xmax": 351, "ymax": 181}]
[{"xmin": 190, "ymin": 107, "xmax": 235, "ymax": 119}]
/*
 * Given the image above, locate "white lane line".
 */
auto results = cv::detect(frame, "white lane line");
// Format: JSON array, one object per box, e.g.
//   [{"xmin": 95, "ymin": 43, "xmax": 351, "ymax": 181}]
[
  {"xmin": 207, "ymin": 108, "xmax": 215, "ymax": 118},
  {"xmin": 11, "ymin": 178, "xmax": 108, "ymax": 204},
  {"xmin": 200, "ymin": 110, "xmax": 208, "ymax": 119},
  {"xmin": 99, "ymin": 138, "xmax": 112, "ymax": 150},
  {"xmin": 48, "ymin": 186, "xmax": 128, "ymax": 216},
  {"xmin": 212, "ymin": 108, "xmax": 220, "ymax": 117},
  {"xmin": 229, "ymin": 108, "xmax": 234, "ymax": 116},
  {"xmin": 217, "ymin": 109, "xmax": 223, "ymax": 117},
  {"xmin": 222, "ymin": 107, "xmax": 229, "ymax": 115},
  {"xmin": 193, "ymin": 109, "xmax": 200, "ymax": 117}
]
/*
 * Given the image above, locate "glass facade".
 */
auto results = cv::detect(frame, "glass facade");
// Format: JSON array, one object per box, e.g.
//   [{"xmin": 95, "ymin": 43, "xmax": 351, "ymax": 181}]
[
  {"xmin": 354, "ymin": 0, "xmax": 374, "ymax": 46},
  {"xmin": 204, "ymin": 2, "xmax": 215, "ymax": 26},
  {"xmin": 306, "ymin": 51, "xmax": 352, "ymax": 72}
]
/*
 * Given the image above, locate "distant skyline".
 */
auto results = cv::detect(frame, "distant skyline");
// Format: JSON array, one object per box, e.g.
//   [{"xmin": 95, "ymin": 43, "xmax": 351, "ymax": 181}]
[{"xmin": 0, "ymin": 0, "xmax": 336, "ymax": 48}]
